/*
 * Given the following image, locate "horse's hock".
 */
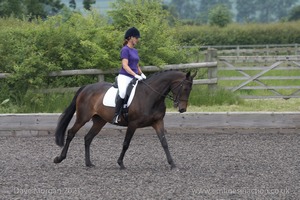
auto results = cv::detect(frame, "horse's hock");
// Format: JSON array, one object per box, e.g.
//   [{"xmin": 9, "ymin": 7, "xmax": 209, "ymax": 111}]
[{"xmin": 0, "ymin": 112, "xmax": 299, "ymax": 136}]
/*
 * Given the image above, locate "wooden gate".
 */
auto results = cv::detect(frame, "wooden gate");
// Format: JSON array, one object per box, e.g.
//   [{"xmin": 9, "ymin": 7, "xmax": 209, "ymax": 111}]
[{"xmin": 218, "ymin": 55, "xmax": 300, "ymax": 99}]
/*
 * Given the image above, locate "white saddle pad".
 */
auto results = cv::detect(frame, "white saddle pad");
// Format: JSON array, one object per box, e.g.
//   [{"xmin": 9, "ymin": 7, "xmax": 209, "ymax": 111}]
[{"xmin": 103, "ymin": 81, "xmax": 138, "ymax": 107}]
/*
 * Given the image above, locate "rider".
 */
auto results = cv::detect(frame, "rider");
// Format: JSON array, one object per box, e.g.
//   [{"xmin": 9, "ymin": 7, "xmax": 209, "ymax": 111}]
[{"xmin": 112, "ymin": 27, "xmax": 146, "ymax": 124}]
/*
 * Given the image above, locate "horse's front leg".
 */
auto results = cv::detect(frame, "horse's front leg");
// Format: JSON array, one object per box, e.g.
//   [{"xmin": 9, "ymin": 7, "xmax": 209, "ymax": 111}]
[
  {"xmin": 117, "ymin": 125, "xmax": 136, "ymax": 169},
  {"xmin": 152, "ymin": 119, "xmax": 176, "ymax": 169}
]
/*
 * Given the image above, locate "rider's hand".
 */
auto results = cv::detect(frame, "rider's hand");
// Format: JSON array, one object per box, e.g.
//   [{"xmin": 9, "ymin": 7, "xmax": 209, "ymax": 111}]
[
  {"xmin": 141, "ymin": 73, "xmax": 146, "ymax": 79},
  {"xmin": 134, "ymin": 74, "xmax": 143, "ymax": 81}
]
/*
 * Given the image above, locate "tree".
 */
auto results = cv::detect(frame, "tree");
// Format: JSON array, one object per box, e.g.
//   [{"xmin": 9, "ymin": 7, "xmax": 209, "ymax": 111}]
[
  {"xmin": 69, "ymin": 0, "xmax": 76, "ymax": 9},
  {"xmin": 108, "ymin": 0, "xmax": 188, "ymax": 66},
  {"xmin": 236, "ymin": 0, "xmax": 257, "ymax": 23},
  {"xmin": 25, "ymin": 0, "xmax": 48, "ymax": 19},
  {"xmin": 288, "ymin": 5, "xmax": 300, "ymax": 21},
  {"xmin": 83, "ymin": 0, "xmax": 95, "ymax": 10},
  {"xmin": 169, "ymin": 0, "xmax": 197, "ymax": 19},
  {"xmin": 0, "ymin": 0, "xmax": 64, "ymax": 19},
  {"xmin": 197, "ymin": 0, "xmax": 232, "ymax": 24},
  {"xmin": 276, "ymin": 0, "xmax": 298, "ymax": 20},
  {"xmin": 208, "ymin": 4, "xmax": 233, "ymax": 27},
  {"xmin": 254, "ymin": 0, "xmax": 297, "ymax": 23},
  {"xmin": 0, "ymin": 0, "xmax": 25, "ymax": 18}
]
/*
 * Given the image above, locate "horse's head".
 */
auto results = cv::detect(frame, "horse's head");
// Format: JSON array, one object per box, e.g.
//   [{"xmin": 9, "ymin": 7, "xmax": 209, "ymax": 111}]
[{"xmin": 171, "ymin": 71, "xmax": 197, "ymax": 113}]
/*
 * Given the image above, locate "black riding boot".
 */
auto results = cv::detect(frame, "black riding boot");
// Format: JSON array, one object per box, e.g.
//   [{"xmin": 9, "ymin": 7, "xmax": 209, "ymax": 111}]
[{"xmin": 112, "ymin": 97, "xmax": 124, "ymax": 124}]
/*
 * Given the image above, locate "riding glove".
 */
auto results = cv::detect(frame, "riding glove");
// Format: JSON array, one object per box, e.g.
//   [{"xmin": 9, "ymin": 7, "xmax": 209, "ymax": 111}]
[
  {"xmin": 141, "ymin": 73, "xmax": 147, "ymax": 79},
  {"xmin": 134, "ymin": 74, "xmax": 143, "ymax": 81}
]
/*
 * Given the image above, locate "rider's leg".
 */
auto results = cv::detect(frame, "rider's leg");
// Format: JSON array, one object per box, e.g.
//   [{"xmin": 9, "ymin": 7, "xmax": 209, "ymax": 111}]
[
  {"xmin": 112, "ymin": 96, "xmax": 124, "ymax": 124},
  {"xmin": 112, "ymin": 75, "xmax": 132, "ymax": 124}
]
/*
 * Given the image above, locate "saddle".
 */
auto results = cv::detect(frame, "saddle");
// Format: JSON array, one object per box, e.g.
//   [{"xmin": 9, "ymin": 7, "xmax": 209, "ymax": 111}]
[{"xmin": 103, "ymin": 77, "xmax": 138, "ymax": 108}]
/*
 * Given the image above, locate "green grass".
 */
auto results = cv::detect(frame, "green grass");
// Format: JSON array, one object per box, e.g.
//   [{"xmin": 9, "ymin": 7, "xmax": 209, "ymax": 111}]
[
  {"xmin": 181, "ymin": 98, "xmax": 300, "ymax": 112},
  {"xmin": 2, "ymin": 97, "xmax": 300, "ymax": 113},
  {"xmin": 0, "ymin": 93, "xmax": 74, "ymax": 113},
  {"xmin": 167, "ymin": 98, "xmax": 300, "ymax": 112},
  {"xmin": 1, "ymin": 86, "xmax": 300, "ymax": 113}
]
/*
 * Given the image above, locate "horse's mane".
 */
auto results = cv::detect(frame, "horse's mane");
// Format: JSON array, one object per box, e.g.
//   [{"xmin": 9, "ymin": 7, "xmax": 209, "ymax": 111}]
[{"xmin": 145, "ymin": 69, "xmax": 181, "ymax": 82}]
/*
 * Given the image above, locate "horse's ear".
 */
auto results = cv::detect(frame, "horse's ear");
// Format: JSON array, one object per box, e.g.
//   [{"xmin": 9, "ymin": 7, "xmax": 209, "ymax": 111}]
[
  {"xmin": 186, "ymin": 71, "xmax": 191, "ymax": 79},
  {"xmin": 191, "ymin": 71, "xmax": 197, "ymax": 78},
  {"xmin": 186, "ymin": 71, "xmax": 197, "ymax": 79}
]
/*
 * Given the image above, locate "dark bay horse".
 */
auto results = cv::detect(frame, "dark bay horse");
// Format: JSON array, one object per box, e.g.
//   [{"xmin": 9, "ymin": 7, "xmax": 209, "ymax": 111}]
[{"xmin": 54, "ymin": 70, "xmax": 196, "ymax": 169}]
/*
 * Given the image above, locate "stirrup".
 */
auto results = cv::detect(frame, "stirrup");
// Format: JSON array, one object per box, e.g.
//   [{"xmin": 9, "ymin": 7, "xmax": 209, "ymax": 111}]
[{"xmin": 112, "ymin": 115, "xmax": 120, "ymax": 124}]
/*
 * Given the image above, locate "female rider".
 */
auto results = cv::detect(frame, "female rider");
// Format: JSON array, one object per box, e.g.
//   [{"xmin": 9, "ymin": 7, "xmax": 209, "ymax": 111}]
[{"xmin": 112, "ymin": 27, "xmax": 146, "ymax": 124}]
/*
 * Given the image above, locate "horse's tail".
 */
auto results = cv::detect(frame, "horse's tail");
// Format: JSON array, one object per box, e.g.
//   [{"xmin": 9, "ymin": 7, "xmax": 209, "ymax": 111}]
[{"xmin": 55, "ymin": 86, "xmax": 86, "ymax": 147}]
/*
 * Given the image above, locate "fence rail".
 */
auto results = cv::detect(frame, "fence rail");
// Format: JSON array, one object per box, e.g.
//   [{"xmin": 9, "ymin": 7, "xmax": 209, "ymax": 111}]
[
  {"xmin": 0, "ymin": 56, "xmax": 218, "ymax": 93},
  {"xmin": 218, "ymin": 54, "xmax": 300, "ymax": 99},
  {"xmin": 2, "ymin": 46, "xmax": 300, "ymax": 99},
  {"xmin": 199, "ymin": 44, "xmax": 300, "ymax": 57},
  {"xmin": 45, "ymin": 62, "xmax": 218, "ymax": 93}
]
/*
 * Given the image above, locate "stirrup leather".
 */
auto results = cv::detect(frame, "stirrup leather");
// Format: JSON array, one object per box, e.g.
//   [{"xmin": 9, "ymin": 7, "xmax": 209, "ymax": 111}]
[{"xmin": 113, "ymin": 115, "xmax": 120, "ymax": 124}]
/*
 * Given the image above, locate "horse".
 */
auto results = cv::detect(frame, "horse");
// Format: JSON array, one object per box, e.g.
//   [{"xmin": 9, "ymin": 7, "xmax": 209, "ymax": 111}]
[{"xmin": 53, "ymin": 70, "xmax": 196, "ymax": 169}]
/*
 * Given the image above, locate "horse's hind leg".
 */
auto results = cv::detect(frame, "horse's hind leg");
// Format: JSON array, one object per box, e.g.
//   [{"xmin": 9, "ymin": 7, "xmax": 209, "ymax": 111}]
[
  {"xmin": 152, "ymin": 119, "xmax": 176, "ymax": 169},
  {"xmin": 54, "ymin": 121, "xmax": 85, "ymax": 164},
  {"xmin": 117, "ymin": 125, "xmax": 137, "ymax": 169},
  {"xmin": 84, "ymin": 116, "xmax": 107, "ymax": 167}
]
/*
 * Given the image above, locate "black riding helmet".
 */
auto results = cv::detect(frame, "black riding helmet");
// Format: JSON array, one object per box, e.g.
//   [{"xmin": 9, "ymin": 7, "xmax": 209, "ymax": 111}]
[{"xmin": 124, "ymin": 27, "xmax": 140, "ymax": 39}]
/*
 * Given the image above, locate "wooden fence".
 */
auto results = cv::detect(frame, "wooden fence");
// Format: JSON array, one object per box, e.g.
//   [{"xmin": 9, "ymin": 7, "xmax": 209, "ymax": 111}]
[
  {"xmin": 200, "ymin": 44, "xmax": 300, "ymax": 57},
  {"xmin": 218, "ymin": 55, "xmax": 300, "ymax": 99},
  {"xmin": 1, "ymin": 46, "xmax": 300, "ymax": 99},
  {"xmin": 0, "ymin": 49, "xmax": 218, "ymax": 93}
]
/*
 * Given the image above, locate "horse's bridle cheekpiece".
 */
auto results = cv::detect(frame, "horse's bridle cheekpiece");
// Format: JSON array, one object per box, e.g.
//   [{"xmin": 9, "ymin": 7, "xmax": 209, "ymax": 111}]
[
  {"xmin": 142, "ymin": 78, "xmax": 191, "ymax": 107},
  {"xmin": 170, "ymin": 79, "xmax": 192, "ymax": 107}
]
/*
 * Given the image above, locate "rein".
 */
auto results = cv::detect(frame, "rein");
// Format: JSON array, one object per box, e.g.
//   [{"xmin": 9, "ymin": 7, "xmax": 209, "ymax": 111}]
[{"xmin": 140, "ymin": 78, "xmax": 191, "ymax": 106}]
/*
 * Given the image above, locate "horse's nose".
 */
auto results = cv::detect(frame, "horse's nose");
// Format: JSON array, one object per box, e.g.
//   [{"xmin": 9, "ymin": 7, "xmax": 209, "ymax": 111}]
[{"xmin": 179, "ymin": 108, "xmax": 186, "ymax": 113}]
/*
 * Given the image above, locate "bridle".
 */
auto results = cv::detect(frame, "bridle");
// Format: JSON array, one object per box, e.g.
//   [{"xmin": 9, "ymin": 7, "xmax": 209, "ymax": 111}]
[{"xmin": 141, "ymin": 78, "xmax": 192, "ymax": 106}]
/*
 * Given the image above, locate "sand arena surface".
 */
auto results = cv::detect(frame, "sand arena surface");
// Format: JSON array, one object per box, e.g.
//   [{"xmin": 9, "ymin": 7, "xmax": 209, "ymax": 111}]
[{"xmin": 0, "ymin": 128, "xmax": 299, "ymax": 199}]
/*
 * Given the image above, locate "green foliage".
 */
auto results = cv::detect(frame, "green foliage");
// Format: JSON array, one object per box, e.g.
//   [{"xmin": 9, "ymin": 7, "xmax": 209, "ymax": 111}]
[
  {"xmin": 167, "ymin": 0, "xmax": 300, "ymax": 24},
  {"xmin": 0, "ymin": 0, "xmax": 64, "ymax": 19},
  {"xmin": 189, "ymin": 86, "xmax": 242, "ymax": 106},
  {"xmin": 165, "ymin": 85, "xmax": 242, "ymax": 109},
  {"xmin": 83, "ymin": 0, "xmax": 96, "ymax": 10},
  {"xmin": 208, "ymin": 4, "xmax": 233, "ymax": 27},
  {"xmin": 4, "ymin": 1, "xmax": 300, "ymax": 113},
  {"xmin": 0, "ymin": 12, "xmax": 120, "ymax": 106},
  {"xmin": 175, "ymin": 21, "xmax": 300, "ymax": 46},
  {"xmin": 20, "ymin": 92, "xmax": 74, "ymax": 113},
  {"xmin": 0, "ymin": 0, "xmax": 25, "ymax": 18},
  {"xmin": 288, "ymin": 5, "xmax": 300, "ymax": 21},
  {"xmin": 0, "ymin": 2, "xmax": 189, "ymax": 112},
  {"xmin": 0, "ymin": 92, "xmax": 74, "ymax": 113},
  {"xmin": 108, "ymin": 0, "xmax": 187, "ymax": 66}
]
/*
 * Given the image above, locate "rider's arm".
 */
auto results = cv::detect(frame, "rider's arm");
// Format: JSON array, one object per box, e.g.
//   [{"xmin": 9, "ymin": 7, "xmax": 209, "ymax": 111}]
[
  {"xmin": 122, "ymin": 58, "xmax": 139, "ymax": 77},
  {"xmin": 137, "ymin": 64, "xmax": 143, "ymax": 75}
]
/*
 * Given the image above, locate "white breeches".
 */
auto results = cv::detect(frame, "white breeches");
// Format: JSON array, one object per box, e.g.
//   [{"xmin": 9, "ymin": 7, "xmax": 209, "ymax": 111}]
[{"xmin": 117, "ymin": 74, "xmax": 133, "ymax": 99}]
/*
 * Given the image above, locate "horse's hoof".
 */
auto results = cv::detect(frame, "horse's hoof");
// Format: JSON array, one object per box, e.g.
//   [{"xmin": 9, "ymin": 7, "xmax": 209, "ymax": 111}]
[
  {"xmin": 117, "ymin": 160, "xmax": 126, "ymax": 170},
  {"xmin": 53, "ymin": 156, "xmax": 62, "ymax": 164},
  {"xmin": 170, "ymin": 164, "xmax": 177, "ymax": 170},
  {"xmin": 119, "ymin": 166, "xmax": 126, "ymax": 170},
  {"xmin": 118, "ymin": 162, "xmax": 126, "ymax": 170},
  {"xmin": 86, "ymin": 163, "xmax": 95, "ymax": 168}
]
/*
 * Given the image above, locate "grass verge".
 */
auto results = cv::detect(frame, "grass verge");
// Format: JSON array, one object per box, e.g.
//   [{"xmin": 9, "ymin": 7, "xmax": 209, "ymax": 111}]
[{"xmin": 168, "ymin": 98, "xmax": 300, "ymax": 112}]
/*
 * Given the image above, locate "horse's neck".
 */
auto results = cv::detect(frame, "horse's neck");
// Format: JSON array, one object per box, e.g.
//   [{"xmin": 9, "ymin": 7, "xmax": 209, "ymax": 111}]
[{"xmin": 144, "ymin": 72, "xmax": 183, "ymax": 96}]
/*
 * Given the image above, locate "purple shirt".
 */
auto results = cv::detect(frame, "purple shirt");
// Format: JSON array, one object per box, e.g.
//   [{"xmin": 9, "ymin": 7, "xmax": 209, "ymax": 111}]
[{"xmin": 119, "ymin": 45, "xmax": 139, "ymax": 78}]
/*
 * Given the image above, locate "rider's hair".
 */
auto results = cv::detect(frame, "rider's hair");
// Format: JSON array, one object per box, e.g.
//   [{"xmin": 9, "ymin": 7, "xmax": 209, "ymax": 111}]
[{"xmin": 123, "ymin": 38, "xmax": 130, "ymax": 46}]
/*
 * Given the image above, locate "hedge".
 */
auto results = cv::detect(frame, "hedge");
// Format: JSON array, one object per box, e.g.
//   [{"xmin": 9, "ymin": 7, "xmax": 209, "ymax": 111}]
[{"xmin": 175, "ymin": 21, "xmax": 300, "ymax": 46}]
